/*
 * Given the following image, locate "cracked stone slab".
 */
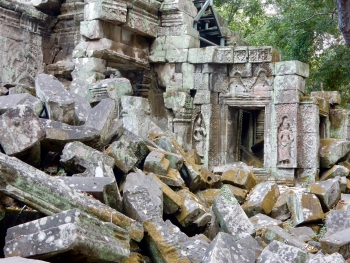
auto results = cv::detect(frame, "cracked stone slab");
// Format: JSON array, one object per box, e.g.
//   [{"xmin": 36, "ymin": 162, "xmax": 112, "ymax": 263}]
[
  {"xmin": 0, "ymin": 153, "xmax": 143, "ymax": 241},
  {"xmin": 202, "ymin": 232, "xmax": 255, "ymax": 263},
  {"xmin": 212, "ymin": 185, "xmax": 255, "ymax": 241},
  {"xmin": 35, "ymin": 74, "xmax": 75, "ymax": 125},
  {"xmin": 4, "ymin": 209, "xmax": 130, "ymax": 262},
  {"xmin": 220, "ymin": 162, "xmax": 257, "ymax": 190}
]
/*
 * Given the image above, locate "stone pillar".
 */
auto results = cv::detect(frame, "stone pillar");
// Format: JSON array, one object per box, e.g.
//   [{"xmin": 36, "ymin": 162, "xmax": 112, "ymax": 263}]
[{"xmin": 272, "ymin": 61, "xmax": 309, "ymax": 185}]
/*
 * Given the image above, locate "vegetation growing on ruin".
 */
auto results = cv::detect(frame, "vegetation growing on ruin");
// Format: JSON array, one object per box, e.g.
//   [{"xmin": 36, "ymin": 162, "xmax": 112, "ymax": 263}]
[{"xmin": 216, "ymin": 0, "xmax": 350, "ymax": 107}]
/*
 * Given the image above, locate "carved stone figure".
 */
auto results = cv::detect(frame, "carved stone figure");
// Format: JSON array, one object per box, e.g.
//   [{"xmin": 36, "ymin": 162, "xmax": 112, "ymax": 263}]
[
  {"xmin": 193, "ymin": 113, "xmax": 207, "ymax": 157},
  {"xmin": 278, "ymin": 117, "xmax": 294, "ymax": 165}
]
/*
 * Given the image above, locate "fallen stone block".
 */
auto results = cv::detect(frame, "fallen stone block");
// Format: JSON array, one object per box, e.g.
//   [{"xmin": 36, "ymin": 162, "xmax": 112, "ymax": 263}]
[
  {"xmin": 8, "ymin": 83, "xmax": 36, "ymax": 96},
  {"xmin": 41, "ymin": 98, "xmax": 118, "ymax": 151},
  {"xmin": 60, "ymin": 141, "xmax": 115, "ymax": 175},
  {"xmin": 260, "ymin": 226, "xmax": 316, "ymax": 253},
  {"xmin": 147, "ymin": 146, "xmax": 184, "ymax": 170},
  {"xmin": 236, "ymin": 235, "xmax": 264, "ymax": 259},
  {"xmin": 122, "ymin": 171, "xmax": 163, "ymax": 223},
  {"xmin": 309, "ymin": 179, "xmax": 341, "ymax": 211},
  {"xmin": 286, "ymin": 192, "xmax": 324, "ymax": 226},
  {"xmin": 202, "ymin": 232, "xmax": 256, "ymax": 263},
  {"xmin": 144, "ymin": 151, "xmax": 170, "ymax": 176},
  {"xmin": 311, "ymin": 91, "xmax": 341, "ymax": 105},
  {"xmin": 56, "ymin": 177, "xmax": 121, "ymax": 211},
  {"xmin": 143, "ymin": 219, "xmax": 191, "ymax": 263},
  {"xmin": 69, "ymin": 92, "xmax": 92, "ymax": 125},
  {"xmin": 87, "ymin": 78, "xmax": 133, "ymax": 104},
  {"xmin": 289, "ymin": 226, "xmax": 316, "ymax": 243},
  {"xmin": 0, "ymin": 105, "xmax": 45, "ymax": 166},
  {"xmin": 212, "ymin": 185, "xmax": 255, "ymax": 241},
  {"xmin": 319, "ymin": 139, "xmax": 350, "ymax": 168},
  {"xmin": 0, "ymin": 153, "xmax": 143, "ymax": 241},
  {"xmin": 35, "ymin": 74, "xmax": 75, "ymax": 125},
  {"xmin": 269, "ymin": 187, "xmax": 292, "ymax": 221},
  {"xmin": 249, "ymin": 214, "xmax": 282, "ymax": 231},
  {"xmin": 175, "ymin": 188, "xmax": 210, "ymax": 227},
  {"xmin": 0, "ymin": 93, "xmax": 43, "ymax": 116},
  {"xmin": 180, "ymin": 237, "xmax": 209, "ymax": 263},
  {"xmin": 335, "ymin": 193, "xmax": 350, "ymax": 210},
  {"xmin": 105, "ymin": 130, "xmax": 150, "ymax": 173},
  {"xmin": 0, "ymin": 257, "xmax": 49, "ymax": 263},
  {"xmin": 4, "ymin": 209, "xmax": 130, "ymax": 262},
  {"xmin": 242, "ymin": 182, "xmax": 280, "ymax": 217},
  {"xmin": 220, "ymin": 162, "xmax": 257, "ymax": 190},
  {"xmin": 153, "ymin": 176, "xmax": 182, "ymax": 214},
  {"xmin": 320, "ymin": 165, "xmax": 349, "ymax": 181},
  {"xmin": 324, "ymin": 207, "xmax": 350, "ymax": 237},
  {"xmin": 306, "ymin": 252, "xmax": 345, "ymax": 263},
  {"xmin": 321, "ymin": 228, "xmax": 350, "ymax": 259},
  {"xmin": 257, "ymin": 240, "xmax": 309, "ymax": 263},
  {"xmin": 155, "ymin": 168, "xmax": 185, "ymax": 187}
]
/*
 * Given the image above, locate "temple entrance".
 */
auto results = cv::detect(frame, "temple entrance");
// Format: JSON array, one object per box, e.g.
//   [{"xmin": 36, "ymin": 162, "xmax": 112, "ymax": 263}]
[{"xmin": 227, "ymin": 107, "xmax": 265, "ymax": 167}]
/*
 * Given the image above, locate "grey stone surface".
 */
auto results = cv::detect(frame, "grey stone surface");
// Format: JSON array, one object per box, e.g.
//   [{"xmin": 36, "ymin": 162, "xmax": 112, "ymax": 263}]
[
  {"xmin": 122, "ymin": 171, "xmax": 163, "ymax": 223},
  {"xmin": 324, "ymin": 206, "xmax": 350, "ymax": 238},
  {"xmin": 202, "ymin": 232, "xmax": 255, "ymax": 263},
  {"xmin": 212, "ymin": 185, "xmax": 255, "ymax": 241},
  {"xmin": 0, "ymin": 153, "xmax": 143, "ymax": 242},
  {"xmin": 309, "ymin": 179, "xmax": 341, "ymax": 211},
  {"xmin": 0, "ymin": 93, "xmax": 43, "ymax": 116},
  {"xmin": 321, "ymin": 227, "xmax": 350, "ymax": 259},
  {"xmin": 35, "ymin": 74, "xmax": 75, "ymax": 125},
  {"xmin": 144, "ymin": 151, "xmax": 170, "ymax": 176},
  {"xmin": 0, "ymin": 105, "xmax": 45, "ymax": 164},
  {"xmin": 4, "ymin": 209, "xmax": 130, "ymax": 262},
  {"xmin": 0, "ymin": 257, "xmax": 49, "ymax": 263},
  {"xmin": 307, "ymin": 252, "xmax": 345, "ymax": 263},
  {"xmin": 249, "ymin": 213, "xmax": 282, "ymax": 231},
  {"xmin": 257, "ymin": 240, "xmax": 309, "ymax": 263},
  {"xmin": 57, "ymin": 177, "xmax": 121, "ymax": 211}
]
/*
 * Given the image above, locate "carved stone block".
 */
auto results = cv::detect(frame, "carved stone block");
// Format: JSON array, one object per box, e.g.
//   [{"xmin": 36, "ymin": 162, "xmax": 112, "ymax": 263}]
[
  {"xmin": 228, "ymin": 63, "xmax": 252, "ymax": 78},
  {"xmin": 274, "ymin": 104, "xmax": 298, "ymax": 168},
  {"xmin": 164, "ymin": 35, "xmax": 200, "ymax": 49},
  {"xmin": 298, "ymin": 104, "xmax": 319, "ymax": 133},
  {"xmin": 274, "ymin": 89, "xmax": 301, "ymax": 104},
  {"xmin": 212, "ymin": 47, "xmax": 234, "ymax": 64},
  {"xmin": 252, "ymin": 63, "xmax": 275, "ymax": 76},
  {"xmin": 161, "ymin": 11, "xmax": 194, "ymax": 27},
  {"xmin": 202, "ymin": 64, "xmax": 227, "ymax": 74},
  {"xmin": 297, "ymin": 133, "xmax": 320, "ymax": 169},
  {"xmin": 273, "ymin": 168, "xmax": 295, "ymax": 186},
  {"xmin": 211, "ymin": 73, "xmax": 229, "ymax": 93},
  {"xmin": 124, "ymin": 6, "xmax": 158, "ymax": 38},
  {"xmin": 233, "ymin": 46, "xmax": 248, "ymax": 63},
  {"xmin": 311, "ymin": 91, "xmax": 341, "ymax": 105},
  {"xmin": 84, "ymin": 0, "xmax": 127, "ymax": 25},
  {"xmin": 295, "ymin": 168, "xmax": 319, "ymax": 186},
  {"xmin": 275, "ymin": 60, "xmax": 309, "ymax": 78},
  {"xmin": 274, "ymin": 75, "xmax": 305, "ymax": 92},
  {"xmin": 166, "ymin": 48, "xmax": 189, "ymax": 63},
  {"xmin": 248, "ymin": 46, "xmax": 281, "ymax": 63},
  {"xmin": 80, "ymin": 20, "xmax": 109, "ymax": 40},
  {"xmin": 160, "ymin": 0, "xmax": 198, "ymax": 17},
  {"xmin": 157, "ymin": 25, "xmax": 199, "ymax": 38},
  {"xmin": 182, "ymin": 63, "xmax": 195, "ymax": 90},
  {"xmin": 194, "ymin": 73, "xmax": 210, "ymax": 90},
  {"xmin": 193, "ymin": 90, "xmax": 211, "ymax": 104}
]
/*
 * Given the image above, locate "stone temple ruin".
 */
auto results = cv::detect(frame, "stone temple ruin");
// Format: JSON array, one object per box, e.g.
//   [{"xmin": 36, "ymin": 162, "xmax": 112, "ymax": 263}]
[{"xmin": 0, "ymin": 0, "xmax": 350, "ymax": 262}]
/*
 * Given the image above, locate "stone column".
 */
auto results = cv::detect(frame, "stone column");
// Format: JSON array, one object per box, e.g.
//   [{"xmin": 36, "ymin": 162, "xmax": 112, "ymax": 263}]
[{"xmin": 272, "ymin": 61, "xmax": 309, "ymax": 185}]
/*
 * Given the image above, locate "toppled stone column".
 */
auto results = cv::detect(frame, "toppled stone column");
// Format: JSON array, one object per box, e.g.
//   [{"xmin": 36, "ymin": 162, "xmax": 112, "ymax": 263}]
[
  {"xmin": 0, "ymin": 153, "xmax": 143, "ymax": 241},
  {"xmin": 4, "ymin": 209, "xmax": 130, "ymax": 262}
]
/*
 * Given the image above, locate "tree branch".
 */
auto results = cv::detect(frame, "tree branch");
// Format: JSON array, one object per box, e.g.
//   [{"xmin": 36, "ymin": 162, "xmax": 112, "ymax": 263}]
[{"xmin": 296, "ymin": 7, "xmax": 337, "ymax": 24}]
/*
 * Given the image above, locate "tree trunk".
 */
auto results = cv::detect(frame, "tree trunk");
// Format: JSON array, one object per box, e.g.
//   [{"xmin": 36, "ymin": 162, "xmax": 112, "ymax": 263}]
[{"xmin": 337, "ymin": 0, "xmax": 350, "ymax": 47}]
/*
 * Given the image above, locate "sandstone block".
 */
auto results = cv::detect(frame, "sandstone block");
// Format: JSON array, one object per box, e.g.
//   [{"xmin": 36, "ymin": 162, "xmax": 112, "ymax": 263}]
[
  {"xmin": 309, "ymin": 179, "xmax": 341, "ymax": 211},
  {"xmin": 310, "ymin": 91, "xmax": 341, "ymax": 105},
  {"xmin": 144, "ymin": 151, "xmax": 170, "ymax": 176},
  {"xmin": 249, "ymin": 214, "xmax": 282, "ymax": 231},
  {"xmin": 319, "ymin": 139, "xmax": 350, "ymax": 168},
  {"xmin": 202, "ymin": 232, "xmax": 255, "ymax": 263},
  {"xmin": 320, "ymin": 165, "xmax": 349, "ymax": 181},
  {"xmin": 286, "ymin": 192, "xmax": 324, "ymax": 226},
  {"xmin": 321, "ymin": 228, "xmax": 350, "ymax": 259},
  {"xmin": 275, "ymin": 60, "xmax": 309, "ymax": 77},
  {"xmin": 0, "ymin": 93, "xmax": 43, "ymax": 116},
  {"xmin": 242, "ymin": 182, "xmax": 280, "ymax": 217},
  {"xmin": 212, "ymin": 185, "xmax": 255, "ymax": 240},
  {"xmin": 221, "ymin": 162, "xmax": 257, "ymax": 190},
  {"xmin": 84, "ymin": 0, "xmax": 127, "ymax": 25},
  {"xmin": 4, "ymin": 209, "xmax": 130, "ymax": 262}
]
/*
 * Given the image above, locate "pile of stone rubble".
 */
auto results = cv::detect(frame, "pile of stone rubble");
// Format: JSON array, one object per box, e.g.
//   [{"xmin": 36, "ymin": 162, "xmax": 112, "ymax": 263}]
[{"xmin": 0, "ymin": 74, "xmax": 348, "ymax": 263}]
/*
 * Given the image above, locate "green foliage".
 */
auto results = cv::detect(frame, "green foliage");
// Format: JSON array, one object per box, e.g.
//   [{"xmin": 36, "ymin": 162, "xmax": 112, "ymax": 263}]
[{"xmin": 215, "ymin": 0, "xmax": 350, "ymax": 107}]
